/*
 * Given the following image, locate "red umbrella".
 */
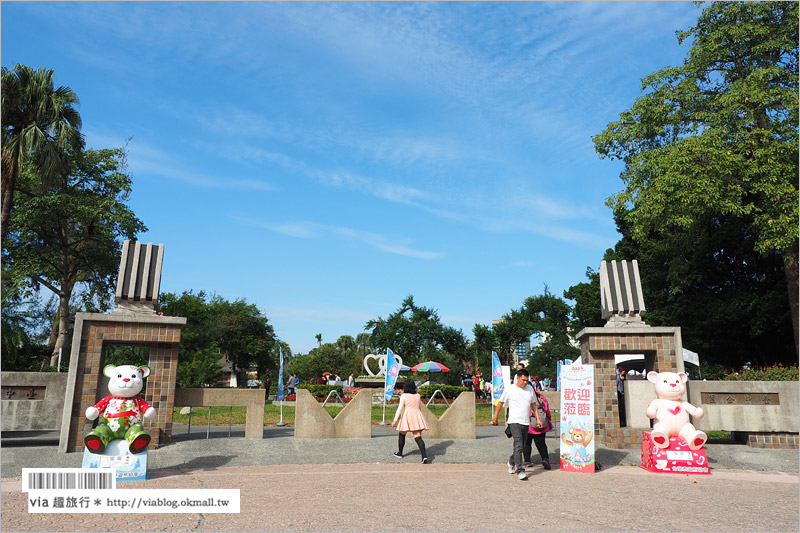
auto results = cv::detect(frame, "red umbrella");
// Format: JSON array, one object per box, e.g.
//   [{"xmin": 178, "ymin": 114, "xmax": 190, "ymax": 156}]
[{"xmin": 411, "ymin": 361, "xmax": 450, "ymax": 372}]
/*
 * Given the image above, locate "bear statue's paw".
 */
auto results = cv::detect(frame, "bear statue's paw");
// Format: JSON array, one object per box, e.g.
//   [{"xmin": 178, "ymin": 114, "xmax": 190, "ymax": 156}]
[
  {"xmin": 687, "ymin": 431, "xmax": 707, "ymax": 450},
  {"xmin": 651, "ymin": 431, "xmax": 669, "ymax": 448},
  {"xmin": 129, "ymin": 433, "xmax": 151, "ymax": 454},
  {"xmin": 84, "ymin": 435, "xmax": 105, "ymax": 454}
]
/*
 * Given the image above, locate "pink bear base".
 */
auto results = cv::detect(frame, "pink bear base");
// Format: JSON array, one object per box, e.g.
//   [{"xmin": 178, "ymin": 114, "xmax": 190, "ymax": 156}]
[{"xmin": 641, "ymin": 432, "xmax": 710, "ymax": 475}]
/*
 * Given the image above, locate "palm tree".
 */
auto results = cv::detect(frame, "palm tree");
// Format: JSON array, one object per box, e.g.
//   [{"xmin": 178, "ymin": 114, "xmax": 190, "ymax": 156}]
[
  {"xmin": 356, "ymin": 332, "xmax": 372, "ymax": 355},
  {"xmin": 336, "ymin": 335, "xmax": 356, "ymax": 351},
  {"xmin": 315, "ymin": 333, "xmax": 322, "ymax": 347},
  {"xmin": 1, "ymin": 64, "xmax": 83, "ymax": 239}
]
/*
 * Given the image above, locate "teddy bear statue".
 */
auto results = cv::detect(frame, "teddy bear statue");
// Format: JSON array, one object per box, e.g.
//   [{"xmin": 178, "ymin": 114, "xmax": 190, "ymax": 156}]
[
  {"xmin": 646, "ymin": 370, "xmax": 707, "ymax": 450},
  {"xmin": 84, "ymin": 364, "xmax": 156, "ymax": 455}
]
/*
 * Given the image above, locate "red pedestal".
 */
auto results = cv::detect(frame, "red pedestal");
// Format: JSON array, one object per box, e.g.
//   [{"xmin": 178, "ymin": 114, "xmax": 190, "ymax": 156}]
[{"xmin": 640, "ymin": 431, "xmax": 710, "ymax": 475}]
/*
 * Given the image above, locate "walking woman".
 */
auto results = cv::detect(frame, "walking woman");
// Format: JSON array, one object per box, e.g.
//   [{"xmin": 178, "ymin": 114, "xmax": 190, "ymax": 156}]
[
  {"xmin": 523, "ymin": 388, "xmax": 554, "ymax": 470},
  {"xmin": 391, "ymin": 379, "xmax": 430, "ymax": 463}
]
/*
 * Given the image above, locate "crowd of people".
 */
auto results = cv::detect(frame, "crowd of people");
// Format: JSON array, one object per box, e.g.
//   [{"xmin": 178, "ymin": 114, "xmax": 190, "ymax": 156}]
[{"xmin": 257, "ymin": 364, "xmax": 556, "ymax": 477}]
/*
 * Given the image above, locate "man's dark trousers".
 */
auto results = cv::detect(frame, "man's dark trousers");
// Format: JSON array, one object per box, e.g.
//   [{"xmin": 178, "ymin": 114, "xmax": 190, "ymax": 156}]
[{"xmin": 508, "ymin": 423, "xmax": 528, "ymax": 473}]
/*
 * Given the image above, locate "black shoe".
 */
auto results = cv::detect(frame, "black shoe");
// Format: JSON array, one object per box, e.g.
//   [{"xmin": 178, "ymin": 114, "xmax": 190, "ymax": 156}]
[
  {"xmin": 542, "ymin": 461, "xmax": 551, "ymax": 470},
  {"xmin": 392, "ymin": 452, "xmax": 403, "ymax": 458},
  {"xmin": 422, "ymin": 457, "xmax": 428, "ymax": 464}
]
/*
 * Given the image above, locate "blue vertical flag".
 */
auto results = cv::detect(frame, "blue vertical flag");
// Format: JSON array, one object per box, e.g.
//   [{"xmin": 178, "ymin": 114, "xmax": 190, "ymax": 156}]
[
  {"xmin": 384, "ymin": 348, "xmax": 400, "ymax": 402},
  {"xmin": 277, "ymin": 347, "xmax": 284, "ymax": 402},
  {"xmin": 492, "ymin": 351, "xmax": 504, "ymax": 405}
]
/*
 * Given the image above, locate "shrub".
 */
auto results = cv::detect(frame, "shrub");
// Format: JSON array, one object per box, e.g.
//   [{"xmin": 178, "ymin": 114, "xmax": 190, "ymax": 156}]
[
  {"xmin": 722, "ymin": 363, "xmax": 799, "ymax": 381},
  {"xmin": 297, "ymin": 384, "xmax": 344, "ymax": 397},
  {"xmin": 418, "ymin": 384, "xmax": 467, "ymax": 400}
]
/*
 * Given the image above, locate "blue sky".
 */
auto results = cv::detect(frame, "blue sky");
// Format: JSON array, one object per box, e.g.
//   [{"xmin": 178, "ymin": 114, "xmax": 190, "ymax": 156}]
[{"xmin": 3, "ymin": 2, "xmax": 701, "ymax": 354}]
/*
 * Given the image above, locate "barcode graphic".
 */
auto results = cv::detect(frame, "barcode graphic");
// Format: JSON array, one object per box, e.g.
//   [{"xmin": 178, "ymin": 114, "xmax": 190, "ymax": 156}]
[{"xmin": 22, "ymin": 469, "xmax": 116, "ymax": 491}]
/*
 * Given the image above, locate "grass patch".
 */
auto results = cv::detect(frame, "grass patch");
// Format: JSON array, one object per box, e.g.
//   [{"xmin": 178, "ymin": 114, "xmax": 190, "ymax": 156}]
[{"xmin": 172, "ymin": 404, "xmax": 498, "ymax": 426}]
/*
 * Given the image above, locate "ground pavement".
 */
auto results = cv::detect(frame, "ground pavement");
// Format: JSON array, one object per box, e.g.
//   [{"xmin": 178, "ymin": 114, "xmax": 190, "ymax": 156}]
[{"xmin": 2, "ymin": 425, "xmax": 798, "ymax": 532}]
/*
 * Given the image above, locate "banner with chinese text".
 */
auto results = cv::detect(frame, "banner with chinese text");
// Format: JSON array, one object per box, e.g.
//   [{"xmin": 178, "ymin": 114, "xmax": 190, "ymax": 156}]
[{"xmin": 559, "ymin": 364, "xmax": 595, "ymax": 473}]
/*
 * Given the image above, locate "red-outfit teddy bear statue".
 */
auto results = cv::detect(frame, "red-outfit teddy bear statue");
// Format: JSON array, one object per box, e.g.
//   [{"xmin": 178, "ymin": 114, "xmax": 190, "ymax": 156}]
[{"xmin": 84, "ymin": 364, "xmax": 155, "ymax": 454}]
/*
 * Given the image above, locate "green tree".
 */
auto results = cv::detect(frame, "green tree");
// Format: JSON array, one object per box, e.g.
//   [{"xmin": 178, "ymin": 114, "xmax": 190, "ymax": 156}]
[
  {"xmin": 523, "ymin": 288, "xmax": 580, "ymax": 380},
  {"xmin": 4, "ymin": 147, "xmax": 146, "ymax": 367},
  {"xmin": 0, "ymin": 282, "xmax": 51, "ymax": 371},
  {"xmin": 564, "ymin": 266, "xmax": 605, "ymax": 337},
  {"xmin": 1, "ymin": 64, "xmax": 83, "ymax": 239},
  {"xmin": 365, "ymin": 295, "xmax": 470, "ymax": 373},
  {"xmin": 158, "ymin": 291, "xmax": 278, "ymax": 387},
  {"xmin": 611, "ymin": 211, "xmax": 794, "ymax": 369},
  {"xmin": 593, "ymin": 2, "xmax": 799, "ymax": 353}
]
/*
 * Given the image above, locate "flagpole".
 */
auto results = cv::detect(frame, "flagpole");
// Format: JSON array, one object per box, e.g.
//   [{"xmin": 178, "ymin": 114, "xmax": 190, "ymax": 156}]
[
  {"xmin": 276, "ymin": 347, "xmax": 286, "ymax": 427},
  {"xmin": 379, "ymin": 397, "xmax": 388, "ymax": 425}
]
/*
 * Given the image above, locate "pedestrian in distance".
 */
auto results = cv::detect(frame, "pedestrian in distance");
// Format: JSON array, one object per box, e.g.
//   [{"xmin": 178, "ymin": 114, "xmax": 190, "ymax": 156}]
[
  {"xmin": 391, "ymin": 379, "xmax": 430, "ymax": 463},
  {"xmin": 263, "ymin": 375, "xmax": 272, "ymax": 399},
  {"xmin": 492, "ymin": 369, "xmax": 541, "ymax": 480},
  {"xmin": 524, "ymin": 388, "xmax": 553, "ymax": 470}
]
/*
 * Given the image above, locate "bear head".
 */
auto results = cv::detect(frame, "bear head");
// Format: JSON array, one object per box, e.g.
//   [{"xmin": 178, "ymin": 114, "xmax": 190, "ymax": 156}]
[
  {"xmin": 647, "ymin": 370, "xmax": 687, "ymax": 401},
  {"xmin": 104, "ymin": 364, "xmax": 150, "ymax": 398}
]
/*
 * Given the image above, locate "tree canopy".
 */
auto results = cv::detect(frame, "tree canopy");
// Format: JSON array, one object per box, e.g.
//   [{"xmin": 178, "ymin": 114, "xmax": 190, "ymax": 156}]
[
  {"xmin": 593, "ymin": 1, "xmax": 799, "ymax": 353},
  {"xmin": 1, "ymin": 64, "xmax": 83, "ymax": 239},
  {"xmin": 365, "ymin": 295, "xmax": 469, "ymax": 370},
  {"xmin": 4, "ymin": 146, "xmax": 146, "ymax": 367},
  {"xmin": 158, "ymin": 291, "xmax": 279, "ymax": 387}
]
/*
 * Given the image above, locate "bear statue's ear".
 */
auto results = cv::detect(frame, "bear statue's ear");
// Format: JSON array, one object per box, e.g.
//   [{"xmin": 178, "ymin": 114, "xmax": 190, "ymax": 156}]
[
  {"xmin": 103, "ymin": 365, "xmax": 117, "ymax": 378},
  {"xmin": 139, "ymin": 366, "xmax": 151, "ymax": 378},
  {"xmin": 678, "ymin": 372, "xmax": 688, "ymax": 383},
  {"xmin": 646, "ymin": 371, "xmax": 659, "ymax": 384}
]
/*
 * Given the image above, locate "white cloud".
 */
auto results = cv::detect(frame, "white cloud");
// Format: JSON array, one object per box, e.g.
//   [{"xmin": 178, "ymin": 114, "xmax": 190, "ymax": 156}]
[{"xmin": 235, "ymin": 217, "xmax": 443, "ymax": 260}]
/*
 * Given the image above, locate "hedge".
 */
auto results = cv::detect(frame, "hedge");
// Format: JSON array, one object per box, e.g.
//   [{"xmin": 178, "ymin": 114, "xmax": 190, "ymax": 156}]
[
  {"xmin": 297, "ymin": 384, "xmax": 344, "ymax": 397},
  {"xmin": 722, "ymin": 363, "xmax": 799, "ymax": 381},
  {"xmin": 418, "ymin": 384, "xmax": 467, "ymax": 400}
]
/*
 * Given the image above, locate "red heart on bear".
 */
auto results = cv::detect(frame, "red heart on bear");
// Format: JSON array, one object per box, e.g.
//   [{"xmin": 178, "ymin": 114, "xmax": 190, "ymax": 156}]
[
  {"xmin": 86, "ymin": 439, "xmax": 101, "ymax": 450},
  {"xmin": 668, "ymin": 405, "xmax": 681, "ymax": 415},
  {"xmin": 653, "ymin": 435, "xmax": 666, "ymax": 445}
]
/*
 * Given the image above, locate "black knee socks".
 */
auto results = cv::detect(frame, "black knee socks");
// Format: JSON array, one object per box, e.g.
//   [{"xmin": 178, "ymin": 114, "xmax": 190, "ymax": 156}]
[
  {"xmin": 415, "ymin": 436, "xmax": 427, "ymax": 459},
  {"xmin": 397, "ymin": 433, "xmax": 406, "ymax": 455}
]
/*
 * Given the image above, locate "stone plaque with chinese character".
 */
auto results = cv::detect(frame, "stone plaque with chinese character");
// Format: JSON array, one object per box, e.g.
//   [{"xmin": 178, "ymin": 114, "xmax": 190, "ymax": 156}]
[{"xmin": 701, "ymin": 392, "xmax": 779, "ymax": 405}]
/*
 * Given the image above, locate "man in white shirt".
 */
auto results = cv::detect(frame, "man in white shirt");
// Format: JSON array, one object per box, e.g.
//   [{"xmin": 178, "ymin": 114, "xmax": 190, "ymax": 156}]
[{"xmin": 492, "ymin": 369, "xmax": 542, "ymax": 480}]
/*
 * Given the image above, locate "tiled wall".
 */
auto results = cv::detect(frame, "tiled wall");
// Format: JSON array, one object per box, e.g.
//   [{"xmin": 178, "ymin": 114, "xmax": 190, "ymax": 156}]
[
  {"xmin": 66, "ymin": 318, "xmax": 183, "ymax": 452},
  {"xmin": 578, "ymin": 328, "xmax": 680, "ymax": 449},
  {"xmin": 746, "ymin": 432, "xmax": 799, "ymax": 449}
]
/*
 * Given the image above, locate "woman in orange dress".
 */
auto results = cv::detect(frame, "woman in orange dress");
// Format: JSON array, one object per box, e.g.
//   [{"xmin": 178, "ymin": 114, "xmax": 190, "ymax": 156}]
[{"xmin": 391, "ymin": 379, "xmax": 430, "ymax": 463}]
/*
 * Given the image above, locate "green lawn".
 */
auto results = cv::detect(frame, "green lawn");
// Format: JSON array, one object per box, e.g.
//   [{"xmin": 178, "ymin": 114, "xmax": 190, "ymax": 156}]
[{"xmin": 172, "ymin": 403, "xmax": 497, "ymax": 426}]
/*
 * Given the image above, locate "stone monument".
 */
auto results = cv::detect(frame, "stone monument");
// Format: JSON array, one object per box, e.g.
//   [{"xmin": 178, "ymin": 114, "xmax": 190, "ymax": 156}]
[
  {"xmin": 59, "ymin": 240, "xmax": 187, "ymax": 453},
  {"xmin": 576, "ymin": 260, "xmax": 684, "ymax": 449}
]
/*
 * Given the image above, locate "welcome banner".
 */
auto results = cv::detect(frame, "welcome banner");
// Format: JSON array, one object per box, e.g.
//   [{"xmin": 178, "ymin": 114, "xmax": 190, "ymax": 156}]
[{"xmin": 559, "ymin": 363, "xmax": 595, "ymax": 473}]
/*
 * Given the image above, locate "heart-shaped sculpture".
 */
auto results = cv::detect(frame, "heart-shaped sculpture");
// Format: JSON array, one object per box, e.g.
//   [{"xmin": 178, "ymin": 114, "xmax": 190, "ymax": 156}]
[{"xmin": 363, "ymin": 353, "xmax": 404, "ymax": 376}]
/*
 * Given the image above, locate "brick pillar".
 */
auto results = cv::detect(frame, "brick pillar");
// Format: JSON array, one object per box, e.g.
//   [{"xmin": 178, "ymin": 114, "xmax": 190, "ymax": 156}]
[
  {"xmin": 576, "ymin": 326, "xmax": 682, "ymax": 449},
  {"xmin": 59, "ymin": 313, "xmax": 186, "ymax": 453}
]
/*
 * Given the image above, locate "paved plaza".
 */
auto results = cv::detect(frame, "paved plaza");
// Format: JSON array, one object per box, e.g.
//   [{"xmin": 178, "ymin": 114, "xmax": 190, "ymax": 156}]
[{"xmin": 2, "ymin": 425, "xmax": 798, "ymax": 532}]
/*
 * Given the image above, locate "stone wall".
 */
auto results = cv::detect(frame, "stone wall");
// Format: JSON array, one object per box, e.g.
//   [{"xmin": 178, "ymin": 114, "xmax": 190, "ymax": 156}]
[
  {"xmin": 294, "ymin": 388, "xmax": 372, "ymax": 438},
  {"xmin": 174, "ymin": 388, "xmax": 266, "ymax": 439},
  {"xmin": 59, "ymin": 312, "xmax": 186, "ymax": 453},
  {"xmin": 1, "ymin": 372, "xmax": 68, "ymax": 431},
  {"xmin": 421, "ymin": 391, "xmax": 476, "ymax": 439},
  {"xmin": 622, "ymin": 379, "xmax": 798, "ymax": 449}
]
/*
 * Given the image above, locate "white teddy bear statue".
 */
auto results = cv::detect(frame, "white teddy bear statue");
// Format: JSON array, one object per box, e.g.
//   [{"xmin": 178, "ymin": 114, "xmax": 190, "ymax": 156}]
[
  {"xmin": 646, "ymin": 370, "xmax": 707, "ymax": 450},
  {"xmin": 84, "ymin": 364, "xmax": 156, "ymax": 454}
]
